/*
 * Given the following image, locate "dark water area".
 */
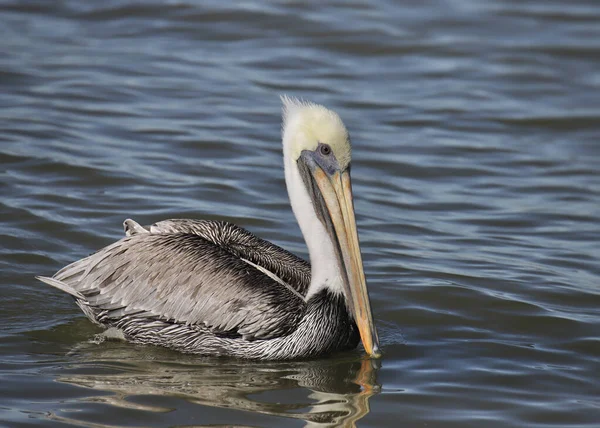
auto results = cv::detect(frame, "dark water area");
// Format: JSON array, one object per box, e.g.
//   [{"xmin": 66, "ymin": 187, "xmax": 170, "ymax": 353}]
[{"xmin": 1, "ymin": 1, "xmax": 599, "ymax": 426}]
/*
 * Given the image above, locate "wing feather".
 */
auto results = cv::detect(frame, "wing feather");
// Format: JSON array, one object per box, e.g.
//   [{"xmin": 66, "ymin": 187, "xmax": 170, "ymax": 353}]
[
  {"xmin": 52, "ymin": 231, "xmax": 306, "ymax": 340},
  {"xmin": 144, "ymin": 219, "xmax": 311, "ymax": 296}
]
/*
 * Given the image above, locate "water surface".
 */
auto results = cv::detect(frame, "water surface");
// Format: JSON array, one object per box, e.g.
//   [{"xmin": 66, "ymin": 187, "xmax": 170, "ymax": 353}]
[{"xmin": 1, "ymin": 1, "xmax": 599, "ymax": 427}]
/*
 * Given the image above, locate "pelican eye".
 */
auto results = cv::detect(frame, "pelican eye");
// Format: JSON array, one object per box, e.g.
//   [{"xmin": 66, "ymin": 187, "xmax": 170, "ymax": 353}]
[{"xmin": 319, "ymin": 144, "xmax": 332, "ymax": 156}]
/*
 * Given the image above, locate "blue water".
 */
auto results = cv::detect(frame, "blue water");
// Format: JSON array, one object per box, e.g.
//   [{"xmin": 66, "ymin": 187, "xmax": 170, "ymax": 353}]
[{"xmin": 1, "ymin": 1, "xmax": 599, "ymax": 426}]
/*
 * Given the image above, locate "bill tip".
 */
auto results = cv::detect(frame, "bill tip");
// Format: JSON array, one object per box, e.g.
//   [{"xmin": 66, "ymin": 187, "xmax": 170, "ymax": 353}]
[{"xmin": 369, "ymin": 344, "xmax": 382, "ymax": 359}]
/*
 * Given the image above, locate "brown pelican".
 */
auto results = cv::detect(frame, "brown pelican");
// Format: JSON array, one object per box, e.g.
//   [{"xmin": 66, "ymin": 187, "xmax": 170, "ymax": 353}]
[{"xmin": 37, "ymin": 97, "xmax": 381, "ymax": 360}]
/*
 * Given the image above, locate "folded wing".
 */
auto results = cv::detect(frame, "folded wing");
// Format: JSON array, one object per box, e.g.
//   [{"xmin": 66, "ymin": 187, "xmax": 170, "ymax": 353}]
[
  {"xmin": 42, "ymin": 228, "xmax": 308, "ymax": 340},
  {"xmin": 125, "ymin": 219, "xmax": 311, "ymax": 296}
]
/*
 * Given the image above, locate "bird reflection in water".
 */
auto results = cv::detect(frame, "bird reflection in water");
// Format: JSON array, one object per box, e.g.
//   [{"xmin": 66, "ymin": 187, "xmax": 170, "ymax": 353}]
[{"xmin": 50, "ymin": 340, "xmax": 381, "ymax": 427}]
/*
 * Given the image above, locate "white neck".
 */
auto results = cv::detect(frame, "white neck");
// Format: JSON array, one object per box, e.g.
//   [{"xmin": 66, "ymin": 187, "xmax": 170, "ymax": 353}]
[{"xmin": 283, "ymin": 148, "xmax": 344, "ymax": 300}]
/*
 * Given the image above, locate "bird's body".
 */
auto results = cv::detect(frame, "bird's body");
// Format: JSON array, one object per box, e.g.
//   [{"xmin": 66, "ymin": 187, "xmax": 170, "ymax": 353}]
[{"xmin": 38, "ymin": 98, "xmax": 380, "ymax": 360}]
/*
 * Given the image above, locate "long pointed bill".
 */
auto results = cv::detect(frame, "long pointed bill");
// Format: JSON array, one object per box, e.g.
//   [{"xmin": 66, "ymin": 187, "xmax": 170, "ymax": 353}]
[{"xmin": 311, "ymin": 167, "xmax": 381, "ymax": 358}]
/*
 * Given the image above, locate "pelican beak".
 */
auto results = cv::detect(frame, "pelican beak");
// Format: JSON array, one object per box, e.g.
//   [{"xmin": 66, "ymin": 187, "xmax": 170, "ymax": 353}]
[{"xmin": 310, "ymin": 166, "xmax": 381, "ymax": 358}]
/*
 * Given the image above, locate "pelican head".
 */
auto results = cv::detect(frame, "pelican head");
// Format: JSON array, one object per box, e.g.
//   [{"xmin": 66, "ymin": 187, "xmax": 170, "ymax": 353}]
[{"xmin": 281, "ymin": 96, "xmax": 381, "ymax": 358}]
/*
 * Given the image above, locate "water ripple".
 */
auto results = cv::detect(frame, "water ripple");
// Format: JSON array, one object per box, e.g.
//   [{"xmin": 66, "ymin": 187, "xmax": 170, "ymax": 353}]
[{"xmin": 1, "ymin": 0, "xmax": 599, "ymax": 426}]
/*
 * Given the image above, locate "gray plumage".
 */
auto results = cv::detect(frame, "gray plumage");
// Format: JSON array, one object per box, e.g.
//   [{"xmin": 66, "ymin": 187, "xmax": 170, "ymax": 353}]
[
  {"xmin": 36, "ymin": 99, "xmax": 381, "ymax": 360},
  {"xmin": 38, "ymin": 219, "xmax": 359, "ymax": 360}
]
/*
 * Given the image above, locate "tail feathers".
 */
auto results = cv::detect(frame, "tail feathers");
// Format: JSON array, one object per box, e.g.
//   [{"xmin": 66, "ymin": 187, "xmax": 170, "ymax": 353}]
[{"xmin": 36, "ymin": 276, "xmax": 86, "ymax": 300}]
